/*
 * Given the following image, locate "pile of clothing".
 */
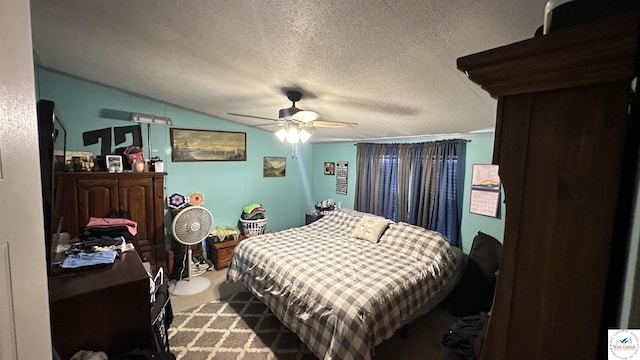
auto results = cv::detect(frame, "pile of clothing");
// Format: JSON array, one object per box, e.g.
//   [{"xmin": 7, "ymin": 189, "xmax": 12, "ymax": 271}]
[
  {"xmin": 60, "ymin": 217, "xmax": 141, "ymax": 269},
  {"xmin": 240, "ymin": 203, "xmax": 266, "ymax": 220}
]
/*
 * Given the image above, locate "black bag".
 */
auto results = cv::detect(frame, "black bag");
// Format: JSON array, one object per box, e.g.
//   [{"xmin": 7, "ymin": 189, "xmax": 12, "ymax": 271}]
[
  {"xmin": 444, "ymin": 232, "xmax": 502, "ymax": 317},
  {"xmin": 441, "ymin": 312, "xmax": 489, "ymax": 360},
  {"xmin": 151, "ymin": 283, "xmax": 173, "ymax": 353}
]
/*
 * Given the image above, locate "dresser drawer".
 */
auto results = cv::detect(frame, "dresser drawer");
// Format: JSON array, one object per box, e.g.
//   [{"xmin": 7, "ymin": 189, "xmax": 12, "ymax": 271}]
[
  {"xmin": 210, "ymin": 236, "xmax": 246, "ymax": 270},
  {"xmin": 213, "ymin": 246, "xmax": 235, "ymax": 269}
]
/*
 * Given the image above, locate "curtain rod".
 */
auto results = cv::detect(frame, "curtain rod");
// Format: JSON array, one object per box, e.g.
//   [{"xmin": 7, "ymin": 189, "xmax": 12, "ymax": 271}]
[{"xmin": 353, "ymin": 139, "xmax": 471, "ymax": 145}]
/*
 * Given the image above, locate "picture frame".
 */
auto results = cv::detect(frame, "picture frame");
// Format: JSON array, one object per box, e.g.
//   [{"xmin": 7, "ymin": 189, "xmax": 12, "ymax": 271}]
[
  {"xmin": 324, "ymin": 162, "xmax": 335, "ymax": 175},
  {"xmin": 106, "ymin": 155, "xmax": 123, "ymax": 173},
  {"xmin": 263, "ymin": 157, "xmax": 286, "ymax": 177},
  {"xmin": 170, "ymin": 128, "xmax": 246, "ymax": 162}
]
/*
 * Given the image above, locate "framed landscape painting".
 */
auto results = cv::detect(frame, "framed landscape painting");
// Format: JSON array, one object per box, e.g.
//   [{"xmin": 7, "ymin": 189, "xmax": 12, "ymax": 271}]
[
  {"xmin": 171, "ymin": 128, "xmax": 246, "ymax": 162},
  {"xmin": 263, "ymin": 157, "xmax": 286, "ymax": 177}
]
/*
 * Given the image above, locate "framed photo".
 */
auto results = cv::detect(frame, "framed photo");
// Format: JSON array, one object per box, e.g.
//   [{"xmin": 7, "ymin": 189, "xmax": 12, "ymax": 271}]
[
  {"xmin": 263, "ymin": 157, "xmax": 286, "ymax": 177},
  {"xmin": 170, "ymin": 128, "xmax": 246, "ymax": 162},
  {"xmin": 106, "ymin": 155, "xmax": 123, "ymax": 173},
  {"xmin": 324, "ymin": 162, "xmax": 335, "ymax": 175}
]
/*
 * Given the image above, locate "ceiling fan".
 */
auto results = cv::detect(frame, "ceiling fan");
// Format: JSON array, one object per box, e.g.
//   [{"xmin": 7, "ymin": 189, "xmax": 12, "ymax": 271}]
[{"xmin": 228, "ymin": 90, "xmax": 357, "ymax": 143}]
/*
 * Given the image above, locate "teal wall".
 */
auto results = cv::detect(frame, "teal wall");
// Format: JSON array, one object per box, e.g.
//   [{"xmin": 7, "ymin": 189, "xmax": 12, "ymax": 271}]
[
  {"xmin": 37, "ymin": 68, "xmax": 504, "ymax": 254},
  {"xmin": 311, "ymin": 136, "xmax": 505, "ymax": 253},
  {"xmin": 310, "ymin": 142, "xmax": 357, "ymax": 210},
  {"xmin": 460, "ymin": 136, "xmax": 505, "ymax": 252},
  {"xmin": 35, "ymin": 69, "xmax": 313, "ymax": 239}
]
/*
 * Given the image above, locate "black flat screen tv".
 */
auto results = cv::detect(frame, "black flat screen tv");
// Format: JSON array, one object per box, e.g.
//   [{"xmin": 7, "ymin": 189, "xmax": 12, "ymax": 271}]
[{"xmin": 36, "ymin": 99, "xmax": 67, "ymax": 275}]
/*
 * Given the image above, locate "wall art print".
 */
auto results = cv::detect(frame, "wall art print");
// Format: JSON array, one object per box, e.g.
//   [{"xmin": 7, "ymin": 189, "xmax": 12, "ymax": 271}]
[
  {"xmin": 263, "ymin": 157, "xmax": 286, "ymax": 177},
  {"xmin": 171, "ymin": 128, "xmax": 246, "ymax": 162}
]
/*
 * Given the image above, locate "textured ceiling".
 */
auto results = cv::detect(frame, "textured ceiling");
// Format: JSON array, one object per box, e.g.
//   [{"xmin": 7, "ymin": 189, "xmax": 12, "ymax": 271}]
[{"xmin": 30, "ymin": 0, "xmax": 548, "ymax": 143}]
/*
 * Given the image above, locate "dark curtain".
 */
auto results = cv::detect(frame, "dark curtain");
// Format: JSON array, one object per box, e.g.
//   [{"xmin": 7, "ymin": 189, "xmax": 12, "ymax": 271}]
[{"xmin": 354, "ymin": 139, "xmax": 466, "ymax": 246}]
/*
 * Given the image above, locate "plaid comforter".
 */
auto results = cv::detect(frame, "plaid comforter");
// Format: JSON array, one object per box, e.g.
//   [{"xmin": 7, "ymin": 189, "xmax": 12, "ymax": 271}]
[{"xmin": 227, "ymin": 209, "xmax": 458, "ymax": 360}]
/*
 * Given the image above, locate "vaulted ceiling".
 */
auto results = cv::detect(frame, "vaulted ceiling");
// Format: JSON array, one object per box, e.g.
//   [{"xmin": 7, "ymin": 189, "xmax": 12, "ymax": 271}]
[{"xmin": 30, "ymin": 0, "xmax": 548, "ymax": 143}]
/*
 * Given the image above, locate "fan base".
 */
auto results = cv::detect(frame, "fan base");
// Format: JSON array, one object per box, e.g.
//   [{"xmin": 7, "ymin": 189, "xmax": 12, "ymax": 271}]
[{"xmin": 169, "ymin": 276, "xmax": 211, "ymax": 296}]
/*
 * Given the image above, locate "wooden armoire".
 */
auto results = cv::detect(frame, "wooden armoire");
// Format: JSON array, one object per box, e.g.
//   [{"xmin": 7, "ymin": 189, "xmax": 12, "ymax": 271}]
[
  {"xmin": 57, "ymin": 172, "xmax": 167, "ymax": 273},
  {"xmin": 457, "ymin": 12, "xmax": 640, "ymax": 360}
]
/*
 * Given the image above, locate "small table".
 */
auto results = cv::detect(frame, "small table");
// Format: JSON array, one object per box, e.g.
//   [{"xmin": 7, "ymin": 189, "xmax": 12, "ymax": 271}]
[{"xmin": 208, "ymin": 235, "xmax": 247, "ymax": 269}]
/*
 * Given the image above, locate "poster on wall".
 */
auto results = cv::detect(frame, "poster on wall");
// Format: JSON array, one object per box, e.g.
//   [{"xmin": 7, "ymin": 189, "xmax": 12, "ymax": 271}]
[
  {"xmin": 469, "ymin": 164, "xmax": 501, "ymax": 218},
  {"xmin": 336, "ymin": 161, "xmax": 348, "ymax": 195}
]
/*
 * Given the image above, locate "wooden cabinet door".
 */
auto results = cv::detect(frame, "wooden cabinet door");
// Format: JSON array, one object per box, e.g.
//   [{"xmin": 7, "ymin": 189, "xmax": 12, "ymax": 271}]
[
  {"xmin": 119, "ymin": 177, "xmax": 156, "ymax": 266},
  {"xmin": 77, "ymin": 178, "xmax": 119, "ymax": 233},
  {"xmin": 119, "ymin": 177, "xmax": 154, "ymax": 241}
]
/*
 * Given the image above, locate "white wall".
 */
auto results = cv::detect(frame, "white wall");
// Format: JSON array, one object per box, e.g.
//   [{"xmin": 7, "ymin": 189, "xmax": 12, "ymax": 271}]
[{"xmin": 0, "ymin": 0, "xmax": 53, "ymax": 358}]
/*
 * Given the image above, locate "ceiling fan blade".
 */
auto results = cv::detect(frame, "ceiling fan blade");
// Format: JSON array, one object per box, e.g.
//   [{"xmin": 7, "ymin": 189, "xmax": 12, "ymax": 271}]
[
  {"xmin": 311, "ymin": 120, "xmax": 358, "ymax": 128},
  {"xmin": 227, "ymin": 112, "xmax": 281, "ymax": 122},
  {"xmin": 249, "ymin": 122, "xmax": 284, "ymax": 128}
]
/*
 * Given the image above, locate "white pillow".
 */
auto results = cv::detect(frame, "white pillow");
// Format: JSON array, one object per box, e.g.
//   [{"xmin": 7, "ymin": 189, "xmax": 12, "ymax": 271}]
[
  {"xmin": 339, "ymin": 208, "xmax": 381, "ymax": 218},
  {"xmin": 351, "ymin": 216, "xmax": 390, "ymax": 243}
]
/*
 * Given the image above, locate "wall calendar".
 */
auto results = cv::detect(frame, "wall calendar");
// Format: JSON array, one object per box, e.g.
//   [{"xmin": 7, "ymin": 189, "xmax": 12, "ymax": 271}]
[{"xmin": 469, "ymin": 164, "xmax": 501, "ymax": 218}]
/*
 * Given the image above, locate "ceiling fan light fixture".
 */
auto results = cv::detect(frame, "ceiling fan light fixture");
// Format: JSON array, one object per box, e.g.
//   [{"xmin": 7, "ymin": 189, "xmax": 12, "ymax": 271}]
[
  {"xmin": 286, "ymin": 127, "xmax": 300, "ymax": 143},
  {"xmin": 299, "ymin": 129, "xmax": 311, "ymax": 143},
  {"xmin": 279, "ymin": 107, "xmax": 300, "ymax": 119},
  {"xmin": 291, "ymin": 110, "xmax": 320, "ymax": 123},
  {"xmin": 275, "ymin": 128, "xmax": 288, "ymax": 142}
]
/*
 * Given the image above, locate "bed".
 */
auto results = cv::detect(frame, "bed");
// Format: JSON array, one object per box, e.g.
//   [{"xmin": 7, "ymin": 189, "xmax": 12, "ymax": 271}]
[{"xmin": 227, "ymin": 208, "xmax": 461, "ymax": 360}]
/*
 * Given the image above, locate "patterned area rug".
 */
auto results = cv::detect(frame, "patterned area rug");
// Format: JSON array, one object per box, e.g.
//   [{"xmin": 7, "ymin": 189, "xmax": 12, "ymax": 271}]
[{"xmin": 168, "ymin": 291, "xmax": 318, "ymax": 360}]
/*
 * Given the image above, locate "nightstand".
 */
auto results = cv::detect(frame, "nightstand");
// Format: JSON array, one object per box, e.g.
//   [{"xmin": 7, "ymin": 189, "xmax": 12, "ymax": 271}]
[{"xmin": 208, "ymin": 235, "xmax": 246, "ymax": 270}]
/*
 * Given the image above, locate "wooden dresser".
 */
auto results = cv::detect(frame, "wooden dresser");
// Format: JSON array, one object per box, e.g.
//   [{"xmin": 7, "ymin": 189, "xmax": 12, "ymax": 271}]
[
  {"xmin": 457, "ymin": 13, "xmax": 640, "ymax": 360},
  {"xmin": 57, "ymin": 172, "xmax": 167, "ymax": 272},
  {"xmin": 49, "ymin": 252, "xmax": 151, "ymax": 360}
]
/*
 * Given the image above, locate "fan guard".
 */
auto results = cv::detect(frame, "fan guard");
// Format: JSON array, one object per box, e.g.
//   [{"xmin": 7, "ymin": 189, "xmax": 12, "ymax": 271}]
[
  {"xmin": 169, "ymin": 206, "xmax": 214, "ymax": 296},
  {"xmin": 172, "ymin": 206, "xmax": 213, "ymax": 245}
]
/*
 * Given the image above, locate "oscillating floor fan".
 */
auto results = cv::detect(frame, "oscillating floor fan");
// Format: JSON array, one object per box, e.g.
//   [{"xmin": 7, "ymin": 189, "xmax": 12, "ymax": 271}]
[{"xmin": 169, "ymin": 206, "xmax": 214, "ymax": 296}]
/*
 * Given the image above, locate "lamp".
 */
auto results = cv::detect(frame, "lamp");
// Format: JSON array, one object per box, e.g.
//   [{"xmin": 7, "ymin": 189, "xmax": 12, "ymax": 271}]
[
  {"xmin": 275, "ymin": 128, "xmax": 288, "ymax": 142},
  {"xmin": 286, "ymin": 128, "xmax": 299, "ymax": 143},
  {"xmin": 274, "ymin": 123, "xmax": 311, "ymax": 144},
  {"xmin": 130, "ymin": 112, "xmax": 173, "ymax": 160},
  {"xmin": 299, "ymin": 129, "xmax": 311, "ymax": 143},
  {"xmin": 130, "ymin": 113, "xmax": 173, "ymax": 126}
]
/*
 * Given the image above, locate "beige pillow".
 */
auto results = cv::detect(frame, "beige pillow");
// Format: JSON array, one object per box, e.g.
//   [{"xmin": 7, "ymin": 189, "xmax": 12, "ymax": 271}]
[{"xmin": 351, "ymin": 216, "xmax": 390, "ymax": 243}]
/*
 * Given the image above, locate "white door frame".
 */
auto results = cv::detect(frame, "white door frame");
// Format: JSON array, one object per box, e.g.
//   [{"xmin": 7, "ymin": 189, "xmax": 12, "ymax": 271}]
[{"xmin": 0, "ymin": 0, "xmax": 54, "ymax": 358}]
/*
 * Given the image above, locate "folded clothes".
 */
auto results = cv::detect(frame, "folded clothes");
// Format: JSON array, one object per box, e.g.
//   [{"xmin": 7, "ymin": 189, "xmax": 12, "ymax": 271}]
[
  {"xmin": 61, "ymin": 250, "xmax": 118, "ymax": 269},
  {"xmin": 243, "ymin": 203, "xmax": 263, "ymax": 214},
  {"xmin": 85, "ymin": 217, "xmax": 138, "ymax": 236}
]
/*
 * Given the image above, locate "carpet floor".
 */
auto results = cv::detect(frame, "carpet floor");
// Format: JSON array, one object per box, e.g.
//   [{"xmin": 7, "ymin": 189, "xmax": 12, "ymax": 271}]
[{"xmin": 168, "ymin": 290, "xmax": 458, "ymax": 360}]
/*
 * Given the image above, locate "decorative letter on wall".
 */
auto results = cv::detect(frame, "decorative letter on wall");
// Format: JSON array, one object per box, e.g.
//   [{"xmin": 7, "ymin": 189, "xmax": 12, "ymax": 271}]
[
  {"xmin": 113, "ymin": 125, "xmax": 142, "ymax": 148},
  {"xmin": 83, "ymin": 128, "xmax": 112, "ymax": 157},
  {"xmin": 82, "ymin": 125, "xmax": 143, "ymax": 157}
]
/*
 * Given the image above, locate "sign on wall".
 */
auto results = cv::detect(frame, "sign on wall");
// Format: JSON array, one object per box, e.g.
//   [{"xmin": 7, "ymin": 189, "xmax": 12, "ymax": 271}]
[{"xmin": 336, "ymin": 161, "xmax": 348, "ymax": 195}]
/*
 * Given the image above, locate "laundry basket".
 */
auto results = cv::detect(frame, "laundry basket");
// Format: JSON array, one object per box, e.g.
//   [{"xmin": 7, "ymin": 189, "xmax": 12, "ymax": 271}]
[{"xmin": 239, "ymin": 217, "xmax": 267, "ymax": 237}]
